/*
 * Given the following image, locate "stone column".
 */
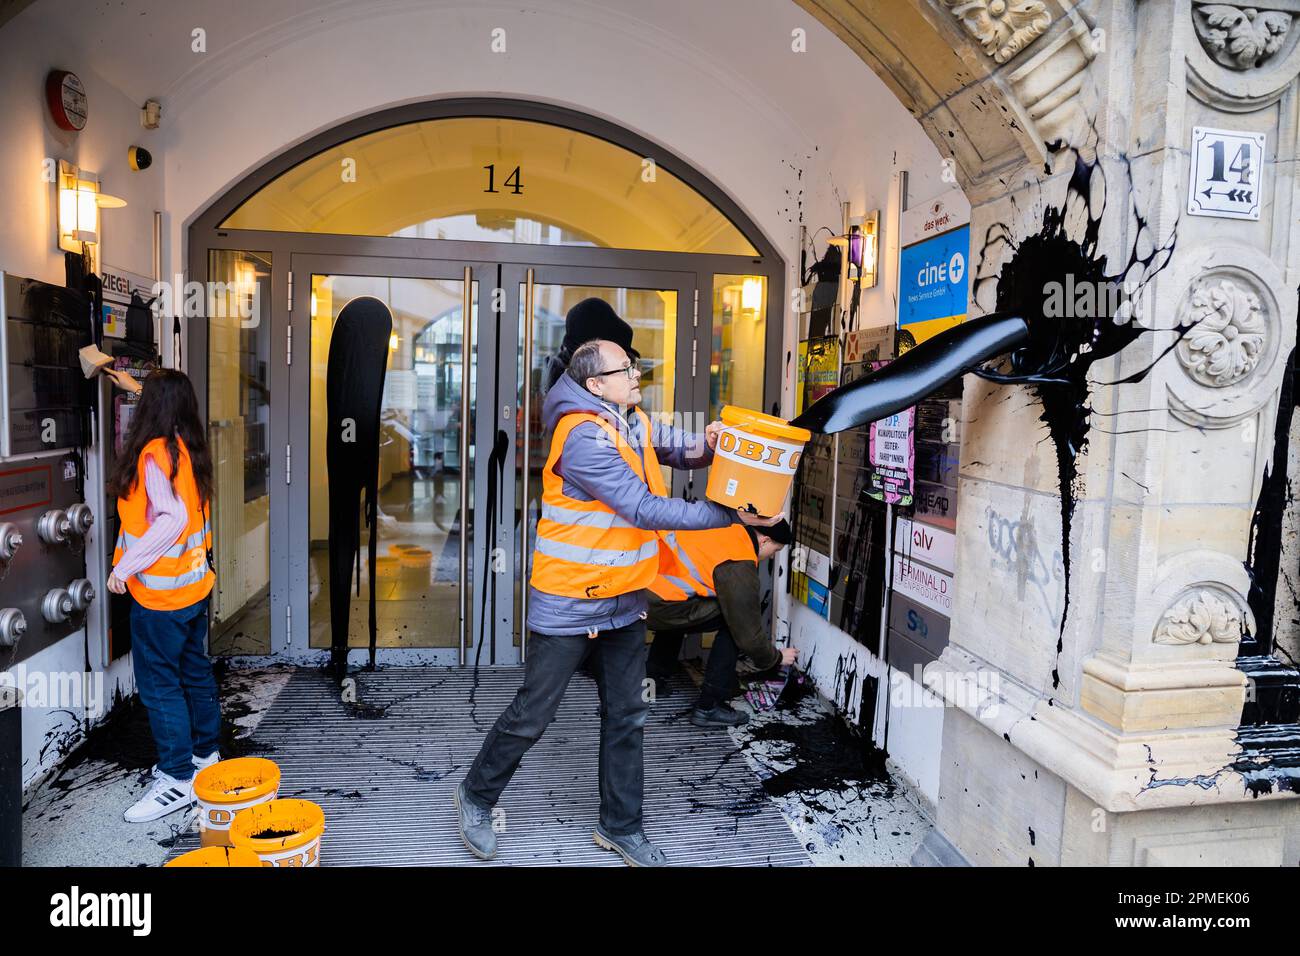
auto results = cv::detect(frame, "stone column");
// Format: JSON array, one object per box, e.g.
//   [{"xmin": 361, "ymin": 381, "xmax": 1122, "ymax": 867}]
[{"xmin": 916, "ymin": 0, "xmax": 1300, "ymax": 865}]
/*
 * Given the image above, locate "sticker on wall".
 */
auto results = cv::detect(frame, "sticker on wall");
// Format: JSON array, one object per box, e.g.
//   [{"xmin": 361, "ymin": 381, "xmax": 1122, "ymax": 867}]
[{"xmin": 1187, "ymin": 126, "xmax": 1265, "ymax": 221}]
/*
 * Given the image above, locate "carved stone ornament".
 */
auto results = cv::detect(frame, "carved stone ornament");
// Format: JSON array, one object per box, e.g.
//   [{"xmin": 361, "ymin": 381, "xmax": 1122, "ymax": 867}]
[
  {"xmin": 942, "ymin": 0, "xmax": 1052, "ymax": 64},
  {"xmin": 1153, "ymin": 590, "xmax": 1246, "ymax": 645},
  {"xmin": 1193, "ymin": 4, "xmax": 1293, "ymax": 70},
  {"xmin": 1177, "ymin": 278, "xmax": 1266, "ymax": 387}
]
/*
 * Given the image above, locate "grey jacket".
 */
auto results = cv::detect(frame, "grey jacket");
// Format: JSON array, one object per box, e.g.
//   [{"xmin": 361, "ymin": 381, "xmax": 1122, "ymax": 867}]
[{"xmin": 526, "ymin": 373, "xmax": 737, "ymax": 635}]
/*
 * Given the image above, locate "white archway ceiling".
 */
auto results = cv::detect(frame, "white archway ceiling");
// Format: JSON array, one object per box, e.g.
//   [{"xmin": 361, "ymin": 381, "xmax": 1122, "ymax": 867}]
[
  {"xmin": 794, "ymin": 0, "xmax": 1104, "ymax": 192},
  {"xmin": 25, "ymin": 0, "xmax": 1096, "ymax": 196}
]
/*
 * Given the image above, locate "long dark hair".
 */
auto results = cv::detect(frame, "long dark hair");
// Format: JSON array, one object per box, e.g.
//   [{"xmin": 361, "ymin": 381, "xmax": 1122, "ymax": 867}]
[{"xmin": 107, "ymin": 369, "xmax": 214, "ymax": 506}]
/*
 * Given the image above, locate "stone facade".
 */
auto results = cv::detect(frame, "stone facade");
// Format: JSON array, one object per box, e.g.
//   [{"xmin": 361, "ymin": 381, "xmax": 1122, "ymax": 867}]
[{"xmin": 799, "ymin": 0, "xmax": 1300, "ymax": 865}]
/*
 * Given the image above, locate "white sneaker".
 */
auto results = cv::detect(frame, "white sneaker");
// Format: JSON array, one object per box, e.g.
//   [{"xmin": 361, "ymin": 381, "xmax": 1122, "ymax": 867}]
[
  {"xmin": 124, "ymin": 771, "xmax": 194, "ymax": 823},
  {"xmin": 193, "ymin": 751, "xmax": 220, "ymax": 771},
  {"xmin": 145, "ymin": 751, "xmax": 221, "ymax": 779}
]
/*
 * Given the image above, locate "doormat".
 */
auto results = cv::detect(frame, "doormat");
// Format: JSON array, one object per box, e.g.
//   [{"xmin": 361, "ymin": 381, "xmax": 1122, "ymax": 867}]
[{"xmin": 168, "ymin": 666, "xmax": 811, "ymax": 866}]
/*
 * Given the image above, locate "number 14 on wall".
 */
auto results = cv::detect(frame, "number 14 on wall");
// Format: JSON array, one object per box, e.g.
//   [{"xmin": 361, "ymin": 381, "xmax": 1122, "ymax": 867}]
[{"xmin": 1187, "ymin": 126, "xmax": 1266, "ymax": 221}]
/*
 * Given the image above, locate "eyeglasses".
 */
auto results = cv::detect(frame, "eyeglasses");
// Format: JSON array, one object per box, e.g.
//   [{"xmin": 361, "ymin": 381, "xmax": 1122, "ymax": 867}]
[{"xmin": 593, "ymin": 362, "xmax": 643, "ymax": 381}]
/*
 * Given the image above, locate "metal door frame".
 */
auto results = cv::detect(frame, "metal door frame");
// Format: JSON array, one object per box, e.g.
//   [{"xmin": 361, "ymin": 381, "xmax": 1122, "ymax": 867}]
[{"xmin": 288, "ymin": 254, "xmax": 495, "ymax": 666}]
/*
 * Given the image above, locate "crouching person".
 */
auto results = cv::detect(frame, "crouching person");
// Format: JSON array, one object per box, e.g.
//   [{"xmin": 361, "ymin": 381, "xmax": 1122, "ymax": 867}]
[{"xmin": 646, "ymin": 521, "xmax": 798, "ymax": 726}]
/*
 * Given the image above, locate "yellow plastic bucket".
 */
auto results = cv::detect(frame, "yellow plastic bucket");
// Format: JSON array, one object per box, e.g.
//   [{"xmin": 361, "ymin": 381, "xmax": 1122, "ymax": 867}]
[
  {"xmin": 165, "ymin": 845, "xmax": 263, "ymax": 867},
  {"xmin": 192, "ymin": 757, "xmax": 281, "ymax": 848},
  {"xmin": 705, "ymin": 406, "xmax": 811, "ymax": 516},
  {"xmin": 230, "ymin": 799, "xmax": 326, "ymax": 868}
]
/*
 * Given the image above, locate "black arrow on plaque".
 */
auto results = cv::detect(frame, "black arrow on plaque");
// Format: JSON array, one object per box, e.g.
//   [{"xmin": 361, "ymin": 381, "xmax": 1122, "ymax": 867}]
[{"xmin": 1201, "ymin": 187, "xmax": 1253, "ymax": 202}]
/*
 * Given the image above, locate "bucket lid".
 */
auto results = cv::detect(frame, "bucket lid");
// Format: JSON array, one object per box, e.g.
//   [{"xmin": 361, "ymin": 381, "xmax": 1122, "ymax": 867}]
[
  {"xmin": 193, "ymin": 756, "xmax": 281, "ymax": 804},
  {"xmin": 165, "ymin": 846, "xmax": 262, "ymax": 867},
  {"xmin": 229, "ymin": 798, "xmax": 326, "ymax": 851},
  {"xmin": 719, "ymin": 405, "xmax": 811, "ymax": 443}
]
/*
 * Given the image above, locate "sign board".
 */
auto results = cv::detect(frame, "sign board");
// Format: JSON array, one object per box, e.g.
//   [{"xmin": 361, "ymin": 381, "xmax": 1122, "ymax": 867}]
[
  {"xmin": 898, "ymin": 224, "xmax": 970, "ymax": 347},
  {"xmin": 888, "ymin": 591, "xmax": 952, "ymax": 649},
  {"xmin": 912, "ymin": 480, "xmax": 958, "ymax": 531},
  {"xmin": 100, "ymin": 265, "xmax": 154, "ymax": 339},
  {"xmin": 794, "ymin": 547, "xmax": 831, "ymax": 619},
  {"xmin": 894, "ymin": 516, "xmax": 956, "ymax": 573},
  {"xmin": 843, "ymin": 325, "xmax": 894, "ymax": 365},
  {"xmin": 891, "ymin": 555, "xmax": 954, "ymax": 616},
  {"xmin": 1187, "ymin": 126, "xmax": 1265, "ymax": 221}
]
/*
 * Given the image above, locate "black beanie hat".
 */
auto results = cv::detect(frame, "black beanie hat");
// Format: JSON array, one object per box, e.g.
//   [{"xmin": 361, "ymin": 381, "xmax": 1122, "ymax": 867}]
[
  {"xmin": 562, "ymin": 297, "xmax": 634, "ymax": 355},
  {"xmin": 744, "ymin": 518, "xmax": 793, "ymax": 553}
]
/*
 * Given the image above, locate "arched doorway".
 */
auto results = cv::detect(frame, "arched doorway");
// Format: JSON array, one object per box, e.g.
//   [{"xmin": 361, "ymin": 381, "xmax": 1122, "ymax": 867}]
[{"xmin": 188, "ymin": 98, "xmax": 785, "ymax": 667}]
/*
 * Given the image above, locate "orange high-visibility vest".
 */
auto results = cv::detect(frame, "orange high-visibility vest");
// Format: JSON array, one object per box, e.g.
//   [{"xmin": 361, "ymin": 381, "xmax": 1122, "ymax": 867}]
[
  {"xmin": 113, "ymin": 436, "xmax": 215, "ymax": 611},
  {"xmin": 650, "ymin": 523, "xmax": 757, "ymax": 602},
  {"xmin": 529, "ymin": 409, "xmax": 668, "ymax": 600}
]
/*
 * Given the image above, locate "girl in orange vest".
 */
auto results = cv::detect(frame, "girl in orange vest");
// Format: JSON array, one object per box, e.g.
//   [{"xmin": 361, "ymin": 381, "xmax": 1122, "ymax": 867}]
[{"xmin": 104, "ymin": 369, "xmax": 220, "ymax": 823}]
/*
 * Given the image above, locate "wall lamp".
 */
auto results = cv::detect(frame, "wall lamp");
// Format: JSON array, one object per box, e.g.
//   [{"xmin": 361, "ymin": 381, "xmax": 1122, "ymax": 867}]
[
  {"xmin": 828, "ymin": 210, "xmax": 879, "ymax": 290},
  {"xmin": 57, "ymin": 160, "xmax": 126, "ymax": 271}
]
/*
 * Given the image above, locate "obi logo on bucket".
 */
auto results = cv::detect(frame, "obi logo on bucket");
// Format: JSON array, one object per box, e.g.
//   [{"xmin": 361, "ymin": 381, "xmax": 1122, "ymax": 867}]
[
  {"xmin": 0, "ymin": 666, "xmax": 106, "ymax": 719},
  {"xmin": 50, "ymin": 887, "xmax": 151, "ymax": 936},
  {"xmin": 715, "ymin": 430, "xmax": 803, "ymax": 471},
  {"xmin": 150, "ymin": 274, "xmax": 262, "ymax": 327}
]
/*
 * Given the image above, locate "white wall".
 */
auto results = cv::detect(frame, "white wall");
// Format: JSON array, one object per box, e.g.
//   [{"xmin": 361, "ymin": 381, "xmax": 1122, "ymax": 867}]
[
  {"xmin": 2, "ymin": 0, "xmax": 957, "ymax": 798},
  {"xmin": 0, "ymin": 13, "xmax": 162, "ymax": 285},
  {"xmin": 0, "ymin": 12, "xmax": 164, "ymax": 790}
]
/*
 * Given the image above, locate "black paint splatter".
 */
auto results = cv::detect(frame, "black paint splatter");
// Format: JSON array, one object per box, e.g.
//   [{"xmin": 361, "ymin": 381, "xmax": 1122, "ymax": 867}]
[{"xmin": 972, "ymin": 149, "xmax": 1181, "ymax": 686}]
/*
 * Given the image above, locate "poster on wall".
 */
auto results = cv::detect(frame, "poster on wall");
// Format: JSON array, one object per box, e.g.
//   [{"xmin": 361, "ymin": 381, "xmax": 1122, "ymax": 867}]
[
  {"xmin": 867, "ymin": 404, "xmax": 914, "ymax": 505},
  {"xmin": 897, "ymin": 188, "xmax": 971, "ymax": 350}
]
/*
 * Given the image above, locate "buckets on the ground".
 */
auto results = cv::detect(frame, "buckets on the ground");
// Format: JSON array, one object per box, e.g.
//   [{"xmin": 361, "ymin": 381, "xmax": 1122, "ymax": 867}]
[
  {"xmin": 705, "ymin": 405, "xmax": 810, "ymax": 516},
  {"xmin": 193, "ymin": 756, "xmax": 281, "ymax": 847},
  {"xmin": 230, "ymin": 798, "xmax": 326, "ymax": 867},
  {"xmin": 165, "ymin": 845, "xmax": 262, "ymax": 867}
]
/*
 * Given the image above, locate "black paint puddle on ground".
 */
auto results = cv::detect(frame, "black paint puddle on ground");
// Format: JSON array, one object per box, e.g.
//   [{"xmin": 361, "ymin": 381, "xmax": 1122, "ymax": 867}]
[
  {"xmin": 27, "ymin": 664, "xmax": 275, "ymax": 813},
  {"xmin": 677, "ymin": 673, "xmax": 894, "ymax": 822}
]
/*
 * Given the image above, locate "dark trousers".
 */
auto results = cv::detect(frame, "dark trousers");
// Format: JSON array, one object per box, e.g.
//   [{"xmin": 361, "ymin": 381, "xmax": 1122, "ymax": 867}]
[
  {"xmin": 130, "ymin": 596, "xmax": 221, "ymax": 781},
  {"xmin": 464, "ymin": 620, "xmax": 649, "ymax": 836},
  {"xmin": 646, "ymin": 622, "xmax": 740, "ymax": 710}
]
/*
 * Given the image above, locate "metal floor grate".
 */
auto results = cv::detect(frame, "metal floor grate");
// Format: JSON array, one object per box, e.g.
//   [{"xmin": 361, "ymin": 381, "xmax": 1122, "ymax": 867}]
[{"xmin": 171, "ymin": 666, "xmax": 811, "ymax": 866}]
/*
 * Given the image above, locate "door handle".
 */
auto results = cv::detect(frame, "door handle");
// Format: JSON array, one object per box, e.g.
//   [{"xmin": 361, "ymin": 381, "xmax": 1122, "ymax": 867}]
[{"xmin": 519, "ymin": 268, "xmax": 535, "ymax": 662}]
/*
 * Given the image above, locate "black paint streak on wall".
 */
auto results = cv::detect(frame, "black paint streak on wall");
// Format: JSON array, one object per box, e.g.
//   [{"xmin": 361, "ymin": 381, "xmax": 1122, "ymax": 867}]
[
  {"xmin": 971, "ymin": 151, "xmax": 1180, "ymax": 687},
  {"xmin": 1238, "ymin": 295, "xmax": 1300, "ymax": 730},
  {"xmin": 833, "ymin": 492, "xmax": 887, "ymax": 655}
]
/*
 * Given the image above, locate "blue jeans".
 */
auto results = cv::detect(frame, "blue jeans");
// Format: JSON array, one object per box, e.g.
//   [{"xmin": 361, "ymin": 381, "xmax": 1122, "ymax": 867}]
[
  {"xmin": 464, "ymin": 620, "xmax": 649, "ymax": 835},
  {"xmin": 130, "ymin": 596, "xmax": 221, "ymax": 781}
]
